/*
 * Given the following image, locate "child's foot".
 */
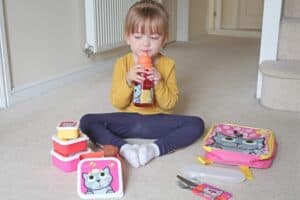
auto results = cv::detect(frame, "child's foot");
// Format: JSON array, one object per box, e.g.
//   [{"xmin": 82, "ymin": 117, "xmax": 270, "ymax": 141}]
[
  {"xmin": 138, "ymin": 143, "xmax": 160, "ymax": 166},
  {"xmin": 120, "ymin": 144, "xmax": 140, "ymax": 168}
]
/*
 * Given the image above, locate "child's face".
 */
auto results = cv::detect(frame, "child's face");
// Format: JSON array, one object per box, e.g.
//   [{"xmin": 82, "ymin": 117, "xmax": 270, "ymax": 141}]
[{"xmin": 125, "ymin": 30, "xmax": 165, "ymax": 59}]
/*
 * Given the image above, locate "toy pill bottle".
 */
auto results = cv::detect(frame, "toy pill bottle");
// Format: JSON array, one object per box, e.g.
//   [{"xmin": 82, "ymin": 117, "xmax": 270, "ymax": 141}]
[{"xmin": 133, "ymin": 53, "xmax": 154, "ymax": 107}]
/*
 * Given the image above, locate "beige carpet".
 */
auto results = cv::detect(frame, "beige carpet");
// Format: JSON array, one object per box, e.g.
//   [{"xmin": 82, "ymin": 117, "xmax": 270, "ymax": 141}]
[{"xmin": 0, "ymin": 35, "xmax": 299, "ymax": 200}]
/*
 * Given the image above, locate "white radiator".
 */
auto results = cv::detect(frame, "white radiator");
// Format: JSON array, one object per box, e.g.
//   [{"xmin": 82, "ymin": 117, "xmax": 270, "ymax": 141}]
[{"xmin": 84, "ymin": 0, "xmax": 138, "ymax": 56}]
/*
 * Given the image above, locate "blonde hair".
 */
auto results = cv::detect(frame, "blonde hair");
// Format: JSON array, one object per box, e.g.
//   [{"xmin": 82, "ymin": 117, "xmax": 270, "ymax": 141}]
[{"xmin": 124, "ymin": 0, "xmax": 169, "ymax": 43}]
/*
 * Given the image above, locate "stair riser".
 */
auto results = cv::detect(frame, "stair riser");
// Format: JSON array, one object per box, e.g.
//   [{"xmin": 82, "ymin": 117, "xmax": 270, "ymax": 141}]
[
  {"xmin": 261, "ymin": 74, "xmax": 300, "ymax": 112},
  {"xmin": 278, "ymin": 21, "xmax": 300, "ymax": 60},
  {"xmin": 284, "ymin": 0, "xmax": 300, "ymax": 18}
]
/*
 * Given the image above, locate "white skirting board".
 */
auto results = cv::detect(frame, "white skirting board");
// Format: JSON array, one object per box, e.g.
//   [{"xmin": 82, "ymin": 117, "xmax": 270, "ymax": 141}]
[{"xmin": 8, "ymin": 59, "xmax": 114, "ymax": 107}]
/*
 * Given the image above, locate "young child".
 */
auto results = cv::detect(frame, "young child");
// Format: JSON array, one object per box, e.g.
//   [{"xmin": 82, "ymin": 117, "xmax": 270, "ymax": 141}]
[{"xmin": 80, "ymin": 0, "xmax": 204, "ymax": 168}]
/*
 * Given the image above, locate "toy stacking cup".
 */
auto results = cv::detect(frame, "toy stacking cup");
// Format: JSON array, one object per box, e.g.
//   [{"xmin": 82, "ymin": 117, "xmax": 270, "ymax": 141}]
[
  {"xmin": 52, "ymin": 134, "xmax": 88, "ymax": 157},
  {"xmin": 56, "ymin": 120, "xmax": 80, "ymax": 140}
]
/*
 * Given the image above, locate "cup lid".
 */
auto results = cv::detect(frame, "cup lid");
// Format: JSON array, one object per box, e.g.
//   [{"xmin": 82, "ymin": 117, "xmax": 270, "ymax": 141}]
[{"xmin": 56, "ymin": 120, "xmax": 79, "ymax": 130}]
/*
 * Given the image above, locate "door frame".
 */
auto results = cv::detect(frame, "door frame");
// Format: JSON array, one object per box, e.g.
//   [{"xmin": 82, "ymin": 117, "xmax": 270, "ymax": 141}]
[
  {"xmin": 256, "ymin": 0, "xmax": 282, "ymax": 98},
  {"xmin": 0, "ymin": 0, "xmax": 11, "ymax": 109},
  {"xmin": 208, "ymin": 0, "xmax": 261, "ymax": 38},
  {"xmin": 176, "ymin": 0, "xmax": 189, "ymax": 41}
]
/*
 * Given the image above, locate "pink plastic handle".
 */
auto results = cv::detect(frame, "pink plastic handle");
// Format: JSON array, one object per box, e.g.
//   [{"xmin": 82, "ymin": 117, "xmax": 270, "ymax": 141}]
[{"xmin": 192, "ymin": 184, "xmax": 232, "ymax": 200}]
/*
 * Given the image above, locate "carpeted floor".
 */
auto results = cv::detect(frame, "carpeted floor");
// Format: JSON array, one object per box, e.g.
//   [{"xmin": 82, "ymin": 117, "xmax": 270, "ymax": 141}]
[{"xmin": 0, "ymin": 35, "xmax": 299, "ymax": 200}]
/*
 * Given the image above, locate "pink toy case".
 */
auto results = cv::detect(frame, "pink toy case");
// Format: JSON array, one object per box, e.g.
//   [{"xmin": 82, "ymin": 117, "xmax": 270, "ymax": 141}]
[
  {"xmin": 50, "ymin": 149, "xmax": 91, "ymax": 172},
  {"xmin": 192, "ymin": 183, "xmax": 232, "ymax": 200},
  {"xmin": 202, "ymin": 123, "xmax": 277, "ymax": 168},
  {"xmin": 77, "ymin": 152, "xmax": 124, "ymax": 199},
  {"xmin": 52, "ymin": 134, "xmax": 88, "ymax": 157}
]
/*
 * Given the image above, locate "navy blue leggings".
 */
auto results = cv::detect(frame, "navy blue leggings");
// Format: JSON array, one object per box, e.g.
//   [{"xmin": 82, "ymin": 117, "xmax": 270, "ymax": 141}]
[{"xmin": 79, "ymin": 112, "xmax": 204, "ymax": 155}]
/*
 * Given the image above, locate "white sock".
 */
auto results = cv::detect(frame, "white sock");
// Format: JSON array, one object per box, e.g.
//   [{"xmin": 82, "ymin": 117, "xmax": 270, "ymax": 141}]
[
  {"xmin": 138, "ymin": 143, "xmax": 160, "ymax": 166},
  {"xmin": 120, "ymin": 144, "xmax": 140, "ymax": 168}
]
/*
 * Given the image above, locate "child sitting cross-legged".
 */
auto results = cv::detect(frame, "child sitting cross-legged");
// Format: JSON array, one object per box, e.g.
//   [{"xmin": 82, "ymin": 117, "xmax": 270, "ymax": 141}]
[{"xmin": 80, "ymin": 0, "xmax": 205, "ymax": 168}]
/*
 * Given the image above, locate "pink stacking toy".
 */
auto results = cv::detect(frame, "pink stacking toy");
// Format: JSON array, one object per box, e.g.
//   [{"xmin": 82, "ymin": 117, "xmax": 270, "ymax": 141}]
[
  {"xmin": 52, "ymin": 134, "xmax": 88, "ymax": 157},
  {"xmin": 51, "ymin": 149, "xmax": 91, "ymax": 172}
]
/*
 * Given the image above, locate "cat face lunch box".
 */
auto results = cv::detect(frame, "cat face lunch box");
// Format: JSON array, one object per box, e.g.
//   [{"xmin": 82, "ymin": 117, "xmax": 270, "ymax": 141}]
[
  {"xmin": 77, "ymin": 153, "xmax": 124, "ymax": 199},
  {"xmin": 201, "ymin": 123, "xmax": 277, "ymax": 169}
]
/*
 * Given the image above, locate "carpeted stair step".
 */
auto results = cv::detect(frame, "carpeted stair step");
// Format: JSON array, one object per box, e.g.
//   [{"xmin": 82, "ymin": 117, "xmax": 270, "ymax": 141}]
[
  {"xmin": 260, "ymin": 60, "xmax": 300, "ymax": 112},
  {"xmin": 278, "ymin": 18, "xmax": 300, "ymax": 60}
]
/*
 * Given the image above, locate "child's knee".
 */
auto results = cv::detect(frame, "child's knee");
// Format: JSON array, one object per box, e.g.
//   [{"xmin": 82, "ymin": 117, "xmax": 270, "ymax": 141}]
[
  {"xmin": 188, "ymin": 116, "xmax": 205, "ymax": 137},
  {"xmin": 79, "ymin": 114, "xmax": 93, "ymax": 133}
]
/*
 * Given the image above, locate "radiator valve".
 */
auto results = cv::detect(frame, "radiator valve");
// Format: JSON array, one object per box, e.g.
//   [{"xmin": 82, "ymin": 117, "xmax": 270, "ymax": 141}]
[{"xmin": 84, "ymin": 44, "xmax": 95, "ymax": 57}]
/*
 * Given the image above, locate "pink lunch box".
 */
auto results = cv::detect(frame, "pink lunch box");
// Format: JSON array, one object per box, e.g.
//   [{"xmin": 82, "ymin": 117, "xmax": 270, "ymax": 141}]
[
  {"xmin": 51, "ymin": 149, "xmax": 91, "ymax": 172},
  {"xmin": 202, "ymin": 123, "xmax": 277, "ymax": 169},
  {"xmin": 52, "ymin": 134, "xmax": 88, "ymax": 157},
  {"xmin": 77, "ymin": 156, "xmax": 124, "ymax": 198}
]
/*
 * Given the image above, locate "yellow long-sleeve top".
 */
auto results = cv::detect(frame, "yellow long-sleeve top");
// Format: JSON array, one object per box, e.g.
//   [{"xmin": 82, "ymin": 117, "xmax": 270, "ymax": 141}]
[{"xmin": 110, "ymin": 53, "xmax": 179, "ymax": 114}]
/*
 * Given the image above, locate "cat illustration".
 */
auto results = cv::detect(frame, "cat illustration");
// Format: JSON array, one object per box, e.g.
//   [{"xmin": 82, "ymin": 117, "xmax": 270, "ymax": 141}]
[
  {"xmin": 83, "ymin": 167, "xmax": 114, "ymax": 194},
  {"xmin": 133, "ymin": 84, "xmax": 142, "ymax": 103},
  {"xmin": 208, "ymin": 131, "xmax": 265, "ymax": 155}
]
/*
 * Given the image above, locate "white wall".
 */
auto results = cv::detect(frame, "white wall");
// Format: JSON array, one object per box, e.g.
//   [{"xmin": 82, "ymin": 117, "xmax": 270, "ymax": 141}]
[
  {"xmin": 4, "ymin": 0, "xmax": 208, "ymax": 91},
  {"xmin": 4, "ymin": 0, "xmax": 126, "ymax": 91},
  {"xmin": 2, "ymin": 0, "xmax": 205, "ymax": 106}
]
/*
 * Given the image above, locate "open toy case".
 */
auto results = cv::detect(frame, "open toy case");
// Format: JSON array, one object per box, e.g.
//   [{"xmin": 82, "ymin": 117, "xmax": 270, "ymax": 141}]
[{"xmin": 200, "ymin": 123, "xmax": 277, "ymax": 169}]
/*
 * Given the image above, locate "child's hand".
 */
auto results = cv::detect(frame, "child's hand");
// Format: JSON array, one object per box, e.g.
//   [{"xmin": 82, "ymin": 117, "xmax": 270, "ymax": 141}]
[
  {"xmin": 126, "ymin": 64, "xmax": 145, "ymax": 86},
  {"xmin": 147, "ymin": 67, "xmax": 161, "ymax": 85}
]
